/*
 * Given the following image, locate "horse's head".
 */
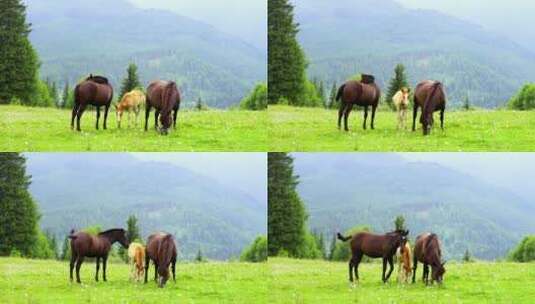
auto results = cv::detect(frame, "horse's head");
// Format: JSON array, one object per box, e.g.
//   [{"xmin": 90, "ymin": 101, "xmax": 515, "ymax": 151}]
[
  {"xmin": 432, "ymin": 261, "xmax": 446, "ymax": 284},
  {"xmin": 401, "ymin": 87, "xmax": 410, "ymax": 103},
  {"xmin": 159, "ymin": 112, "xmax": 173, "ymax": 135},
  {"xmin": 157, "ymin": 235, "xmax": 175, "ymax": 288},
  {"xmin": 391, "ymin": 229, "xmax": 409, "ymax": 249}
]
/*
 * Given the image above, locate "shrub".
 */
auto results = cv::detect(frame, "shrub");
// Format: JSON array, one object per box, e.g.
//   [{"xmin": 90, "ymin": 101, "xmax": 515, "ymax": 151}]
[
  {"xmin": 240, "ymin": 236, "xmax": 267, "ymax": 262},
  {"xmin": 509, "ymin": 235, "xmax": 535, "ymax": 262},
  {"xmin": 240, "ymin": 83, "xmax": 267, "ymax": 110},
  {"xmin": 508, "ymin": 83, "xmax": 535, "ymax": 110}
]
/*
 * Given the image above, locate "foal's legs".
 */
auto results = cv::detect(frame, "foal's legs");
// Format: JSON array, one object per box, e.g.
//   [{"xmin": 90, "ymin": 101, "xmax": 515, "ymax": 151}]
[
  {"xmin": 371, "ymin": 104, "xmax": 377, "ymax": 130},
  {"xmin": 363, "ymin": 106, "xmax": 369, "ymax": 130},
  {"xmin": 144, "ymin": 106, "xmax": 151, "ymax": 131},
  {"xmin": 75, "ymin": 257, "xmax": 84, "ymax": 284},
  {"xmin": 343, "ymin": 104, "xmax": 353, "ymax": 131},
  {"xmin": 76, "ymin": 104, "xmax": 87, "ymax": 132},
  {"xmin": 103, "ymin": 104, "xmax": 110, "ymax": 130},
  {"xmin": 412, "ymin": 104, "xmax": 418, "ymax": 131},
  {"xmin": 95, "ymin": 257, "xmax": 100, "ymax": 282},
  {"xmin": 95, "ymin": 106, "xmax": 101, "ymax": 130},
  {"xmin": 102, "ymin": 255, "xmax": 108, "ymax": 282}
]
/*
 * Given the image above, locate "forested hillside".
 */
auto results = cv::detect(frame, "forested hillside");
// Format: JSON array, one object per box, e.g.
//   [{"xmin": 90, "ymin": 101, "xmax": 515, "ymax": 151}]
[
  {"xmin": 296, "ymin": 0, "xmax": 535, "ymax": 108},
  {"xmin": 25, "ymin": 0, "xmax": 266, "ymax": 108},
  {"xmin": 25, "ymin": 154, "xmax": 267, "ymax": 260},
  {"xmin": 292, "ymin": 153, "xmax": 535, "ymax": 260}
]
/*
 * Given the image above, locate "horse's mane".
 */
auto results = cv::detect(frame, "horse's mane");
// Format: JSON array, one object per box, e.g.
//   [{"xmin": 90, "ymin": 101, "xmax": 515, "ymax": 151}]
[
  {"xmin": 87, "ymin": 74, "xmax": 109, "ymax": 84},
  {"xmin": 361, "ymin": 74, "xmax": 375, "ymax": 84},
  {"xmin": 99, "ymin": 228, "xmax": 125, "ymax": 236},
  {"xmin": 158, "ymin": 234, "xmax": 175, "ymax": 268}
]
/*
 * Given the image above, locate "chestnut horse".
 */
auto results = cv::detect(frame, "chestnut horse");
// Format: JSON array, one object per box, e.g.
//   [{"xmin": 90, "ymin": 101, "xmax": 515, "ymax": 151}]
[
  {"xmin": 412, "ymin": 80, "xmax": 446, "ymax": 135},
  {"xmin": 337, "ymin": 229, "xmax": 409, "ymax": 285},
  {"xmin": 128, "ymin": 242, "xmax": 146, "ymax": 282},
  {"xmin": 144, "ymin": 233, "xmax": 177, "ymax": 288},
  {"xmin": 71, "ymin": 74, "xmax": 114, "ymax": 132},
  {"xmin": 69, "ymin": 228, "xmax": 129, "ymax": 283},
  {"xmin": 396, "ymin": 241, "xmax": 412, "ymax": 283},
  {"xmin": 336, "ymin": 74, "xmax": 381, "ymax": 131},
  {"xmin": 412, "ymin": 233, "xmax": 446, "ymax": 285},
  {"xmin": 116, "ymin": 89, "xmax": 146, "ymax": 128},
  {"xmin": 145, "ymin": 80, "xmax": 181, "ymax": 135}
]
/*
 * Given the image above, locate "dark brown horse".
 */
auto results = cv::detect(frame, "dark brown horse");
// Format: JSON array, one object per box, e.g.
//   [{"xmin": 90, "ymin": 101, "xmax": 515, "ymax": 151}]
[
  {"xmin": 69, "ymin": 228, "xmax": 129, "ymax": 283},
  {"xmin": 144, "ymin": 233, "xmax": 177, "ymax": 288},
  {"xmin": 412, "ymin": 233, "xmax": 446, "ymax": 285},
  {"xmin": 412, "ymin": 80, "xmax": 446, "ymax": 135},
  {"xmin": 336, "ymin": 74, "xmax": 381, "ymax": 131},
  {"xmin": 145, "ymin": 80, "xmax": 181, "ymax": 135},
  {"xmin": 71, "ymin": 74, "xmax": 114, "ymax": 132},
  {"xmin": 337, "ymin": 229, "xmax": 409, "ymax": 284}
]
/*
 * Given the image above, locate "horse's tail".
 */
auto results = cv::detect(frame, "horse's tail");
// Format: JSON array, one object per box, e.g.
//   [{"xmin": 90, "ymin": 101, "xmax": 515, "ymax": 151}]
[
  {"xmin": 336, "ymin": 84, "xmax": 345, "ymax": 102},
  {"xmin": 337, "ymin": 233, "xmax": 351, "ymax": 242},
  {"xmin": 73, "ymin": 85, "xmax": 80, "ymax": 107}
]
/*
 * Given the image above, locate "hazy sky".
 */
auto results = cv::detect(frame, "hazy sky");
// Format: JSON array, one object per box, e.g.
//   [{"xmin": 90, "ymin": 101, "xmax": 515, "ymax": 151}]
[
  {"xmin": 132, "ymin": 153, "xmax": 266, "ymax": 203},
  {"xmin": 397, "ymin": 0, "xmax": 535, "ymax": 51},
  {"xmin": 128, "ymin": 0, "xmax": 266, "ymax": 50},
  {"xmin": 401, "ymin": 153, "xmax": 535, "ymax": 201}
]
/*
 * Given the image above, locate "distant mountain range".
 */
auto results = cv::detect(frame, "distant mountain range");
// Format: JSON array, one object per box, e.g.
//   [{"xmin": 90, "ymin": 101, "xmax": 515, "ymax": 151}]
[
  {"xmin": 25, "ymin": 153, "xmax": 267, "ymax": 260},
  {"xmin": 25, "ymin": 0, "xmax": 266, "ymax": 108},
  {"xmin": 292, "ymin": 153, "xmax": 535, "ymax": 260},
  {"xmin": 296, "ymin": 0, "xmax": 535, "ymax": 108}
]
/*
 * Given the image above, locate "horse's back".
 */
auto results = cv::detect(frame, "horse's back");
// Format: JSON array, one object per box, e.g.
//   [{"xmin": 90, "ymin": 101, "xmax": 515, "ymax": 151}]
[
  {"xmin": 342, "ymin": 80, "xmax": 380, "ymax": 105},
  {"xmin": 76, "ymin": 81, "xmax": 113, "ymax": 105},
  {"xmin": 414, "ymin": 81, "xmax": 445, "ymax": 108}
]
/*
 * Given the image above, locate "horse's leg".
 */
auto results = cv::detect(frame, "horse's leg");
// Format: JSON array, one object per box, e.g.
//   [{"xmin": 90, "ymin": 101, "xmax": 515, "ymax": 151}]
[
  {"xmin": 382, "ymin": 257, "xmax": 387, "ymax": 283},
  {"xmin": 154, "ymin": 261, "xmax": 158, "ymax": 281},
  {"xmin": 76, "ymin": 104, "xmax": 87, "ymax": 132},
  {"xmin": 354, "ymin": 252, "xmax": 363, "ymax": 283},
  {"xmin": 385, "ymin": 256, "xmax": 394, "ymax": 282},
  {"xmin": 95, "ymin": 106, "xmax": 101, "ymax": 130},
  {"xmin": 154, "ymin": 110, "xmax": 160, "ymax": 130},
  {"xmin": 172, "ymin": 256, "xmax": 176, "ymax": 282},
  {"xmin": 440, "ymin": 107, "xmax": 445, "ymax": 130},
  {"xmin": 371, "ymin": 105, "xmax": 377, "ymax": 130},
  {"xmin": 412, "ymin": 104, "xmax": 418, "ymax": 132},
  {"xmin": 348, "ymin": 259, "xmax": 354, "ymax": 284},
  {"xmin": 344, "ymin": 104, "xmax": 352, "ymax": 132},
  {"xmin": 95, "ymin": 257, "xmax": 100, "ymax": 282},
  {"xmin": 144, "ymin": 256, "xmax": 150, "ymax": 283},
  {"xmin": 412, "ymin": 255, "xmax": 417, "ymax": 284},
  {"xmin": 75, "ymin": 257, "xmax": 84, "ymax": 284},
  {"xmin": 69, "ymin": 253, "xmax": 76, "ymax": 282},
  {"xmin": 363, "ymin": 106, "xmax": 369, "ymax": 130},
  {"xmin": 103, "ymin": 104, "xmax": 110, "ymax": 130},
  {"xmin": 102, "ymin": 255, "xmax": 108, "ymax": 282},
  {"xmin": 144, "ymin": 106, "xmax": 151, "ymax": 131},
  {"xmin": 423, "ymin": 263, "xmax": 429, "ymax": 285},
  {"xmin": 71, "ymin": 103, "xmax": 79, "ymax": 130},
  {"xmin": 338, "ymin": 102, "xmax": 345, "ymax": 130}
]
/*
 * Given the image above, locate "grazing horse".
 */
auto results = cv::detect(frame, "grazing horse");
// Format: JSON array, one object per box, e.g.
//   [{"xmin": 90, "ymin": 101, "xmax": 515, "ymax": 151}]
[
  {"xmin": 144, "ymin": 233, "xmax": 177, "ymax": 288},
  {"xmin": 393, "ymin": 87, "xmax": 411, "ymax": 130},
  {"xmin": 412, "ymin": 80, "xmax": 446, "ymax": 135},
  {"xmin": 69, "ymin": 228, "xmax": 129, "ymax": 284},
  {"xmin": 71, "ymin": 74, "xmax": 114, "ymax": 132},
  {"xmin": 145, "ymin": 80, "xmax": 181, "ymax": 135},
  {"xmin": 412, "ymin": 233, "xmax": 446, "ymax": 285},
  {"xmin": 337, "ymin": 229, "xmax": 409, "ymax": 285},
  {"xmin": 396, "ymin": 241, "xmax": 412, "ymax": 283},
  {"xmin": 128, "ymin": 242, "xmax": 145, "ymax": 282},
  {"xmin": 336, "ymin": 74, "xmax": 381, "ymax": 132},
  {"xmin": 116, "ymin": 90, "xmax": 146, "ymax": 128}
]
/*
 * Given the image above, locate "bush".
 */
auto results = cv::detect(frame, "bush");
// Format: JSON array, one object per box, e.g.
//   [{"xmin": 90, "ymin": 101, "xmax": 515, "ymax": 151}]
[
  {"xmin": 295, "ymin": 232, "xmax": 323, "ymax": 259},
  {"xmin": 240, "ymin": 236, "xmax": 267, "ymax": 262},
  {"xmin": 30, "ymin": 231, "xmax": 55, "ymax": 259},
  {"xmin": 508, "ymin": 83, "xmax": 535, "ymax": 110},
  {"xmin": 331, "ymin": 225, "xmax": 373, "ymax": 262},
  {"xmin": 509, "ymin": 235, "xmax": 535, "ymax": 262},
  {"xmin": 240, "ymin": 83, "xmax": 267, "ymax": 110},
  {"xmin": 300, "ymin": 80, "xmax": 323, "ymax": 107}
]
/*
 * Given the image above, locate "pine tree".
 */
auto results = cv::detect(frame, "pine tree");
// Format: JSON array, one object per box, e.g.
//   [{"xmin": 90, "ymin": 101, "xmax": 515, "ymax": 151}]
[
  {"xmin": 119, "ymin": 215, "xmax": 141, "ymax": 262},
  {"xmin": 196, "ymin": 97, "xmax": 203, "ymax": 111},
  {"xmin": 0, "ymin": 0, "xmax": 39, "ymax": 104},
  {"xmin": 119, "ymin": 63, "xmax": 142, "ymax": 100},
  {"xmin": 394, "ymin": 215, "xmax": 406, "ymax": 231},
  {"xmin": 328, "ymin": 81, "xmax": 338, "ymax": 109},
  {"xmin": 463, "ymin": 249, "xmax": 472, "ymax": 262},
  {"xmin": 268, "ymin": 0, "xmax": 307, "ymax": 105},
  {"xmin": 49, "ymin": 81, "xmax": 59, "ymax": 107},
  {"xmin": 195, "ymin": 248, "xmax": 204, "ymax": 262},
  {"xmin": 60, "ymin": 235, "xmax": 70, "ymax": 260},
  {"xmin": 385, "ymin": 64, "xmax": 409, "ymax": 110},
  {"xmin": 328, "ymin": 233, "xmax": 337, "ymax": 260},
  {"xmin": 463, "ymin": 96, "xmax": 471, "ymax": 111},
  {"xmin": 268, "ymin": 153, "xmax": 307, "ymax": 257},
  {"xmin": 0, "ymin": 153, "xmax": 39, "ymax": 256},
  {"xmin": 62, "ymin": 80, "xmax": 73, "ymax": 108}
]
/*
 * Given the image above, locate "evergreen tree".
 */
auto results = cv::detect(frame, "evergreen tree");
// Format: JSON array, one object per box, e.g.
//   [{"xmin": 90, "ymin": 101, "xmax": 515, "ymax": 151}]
[
  {"xmin": 328, "ymin": 233, "xmax": 337, "ymax": 260},
  {"xmin": 0, "ymin": 0, "xmax": 39, "ymax": 104},
  {"xmin": 385, "ymin": 64, "xmax": 409, "ymax": 110},
  {"xmin": 463, "ymin": 96, "xmax": 471, "ymax": 111},
  {"xmin": 268, "ymin": 153, "xmax": 307, "ymax": 257},
  {"xmin": 195, "ymin": 248, "xmax": 204, "ymax": 262},
  {"xmin": 119, "ymin": 63, "xmax": 142, "ymax": 100},
  {"xmin": 44, "ymin": 230, "xmax": 58, "ymax": 259},
  {"xmin": 463, "ymin": 249, "xmax": 472, "ymax": 262},
  {"xmin": 119, "ymin": 215, "xmax": 141, "ymax": 262},
  {"xmin": 268, "ymin": 0, "xmax": 307, "ymax": 105},
  {"xmin": 60, "ymin": 235, "xmax": 70, "ymax": 260},
  {"xmin": 240, "ymin": 236, "xmax": 268, "ymax": 262},
  {"xmin": 328, "ymin": 81, "xmax": 338, "ymax": 109},
  {"xmin": 240, "ymin": 83, "xmax": 268, "ymax": 110},
  {"xmin": 0, "ymin": 153, "xmax": 39, "ymax": 256},
  {"xmin": 62, "ymin": 80, "xmax": 74, "ymax": 108},
  {"xmin": 196, "ymin": 97, "xmax": 204, "ymax": 111},
  {"xmin": 394, "ymin": 215, "xmax": 406, "ymax": 231}
]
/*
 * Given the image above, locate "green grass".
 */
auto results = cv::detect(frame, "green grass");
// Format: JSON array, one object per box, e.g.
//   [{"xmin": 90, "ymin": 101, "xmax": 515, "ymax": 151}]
[
  {"xmin": 269, "ymin": 258, "xmax": 535, "ymax": 303},
  {"xmin": 0, "ymin": 257, "xmax": 267, "ymax": 304},
  {"xmin": 0, "ymin": 105, "xmax": 267, "ymax": 151},
  {"xmin": 268, "ymin": 105, "xmax": 535, "ymax": 151}
]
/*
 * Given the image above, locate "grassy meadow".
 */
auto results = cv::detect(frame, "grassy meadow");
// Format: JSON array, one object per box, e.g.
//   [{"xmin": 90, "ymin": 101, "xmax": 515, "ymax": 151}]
[
  {"xmin": 268, "ymin": 105, "xmax": 535, "ymax": 151},
  {"xmin": 0, "ymin": 105, "xmax": 268, "ymax": 151},
  {"xmin": 0, "ymin": 257, "xmax": 267, "ymax": 304},
  {"xmin": 269, "ymin": 258, "xmax": 535, "ymax": 303}
]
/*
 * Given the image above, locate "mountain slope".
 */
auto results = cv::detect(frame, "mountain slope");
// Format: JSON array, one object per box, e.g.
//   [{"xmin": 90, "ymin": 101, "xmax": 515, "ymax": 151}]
[
  {"xmin": 296, "ymin": 0, "xmax": 535, "ymax": 108},
  {"xmin": 26, "ymin": 0, "xmax": 266, "ymax": 108},
  {"xmin": 292, "ymin": 153, "xmax": 535, "ymax": 260},
  {"xmin": 25, "ymin": 153, "xmax": 267, "ymax": 260}
]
